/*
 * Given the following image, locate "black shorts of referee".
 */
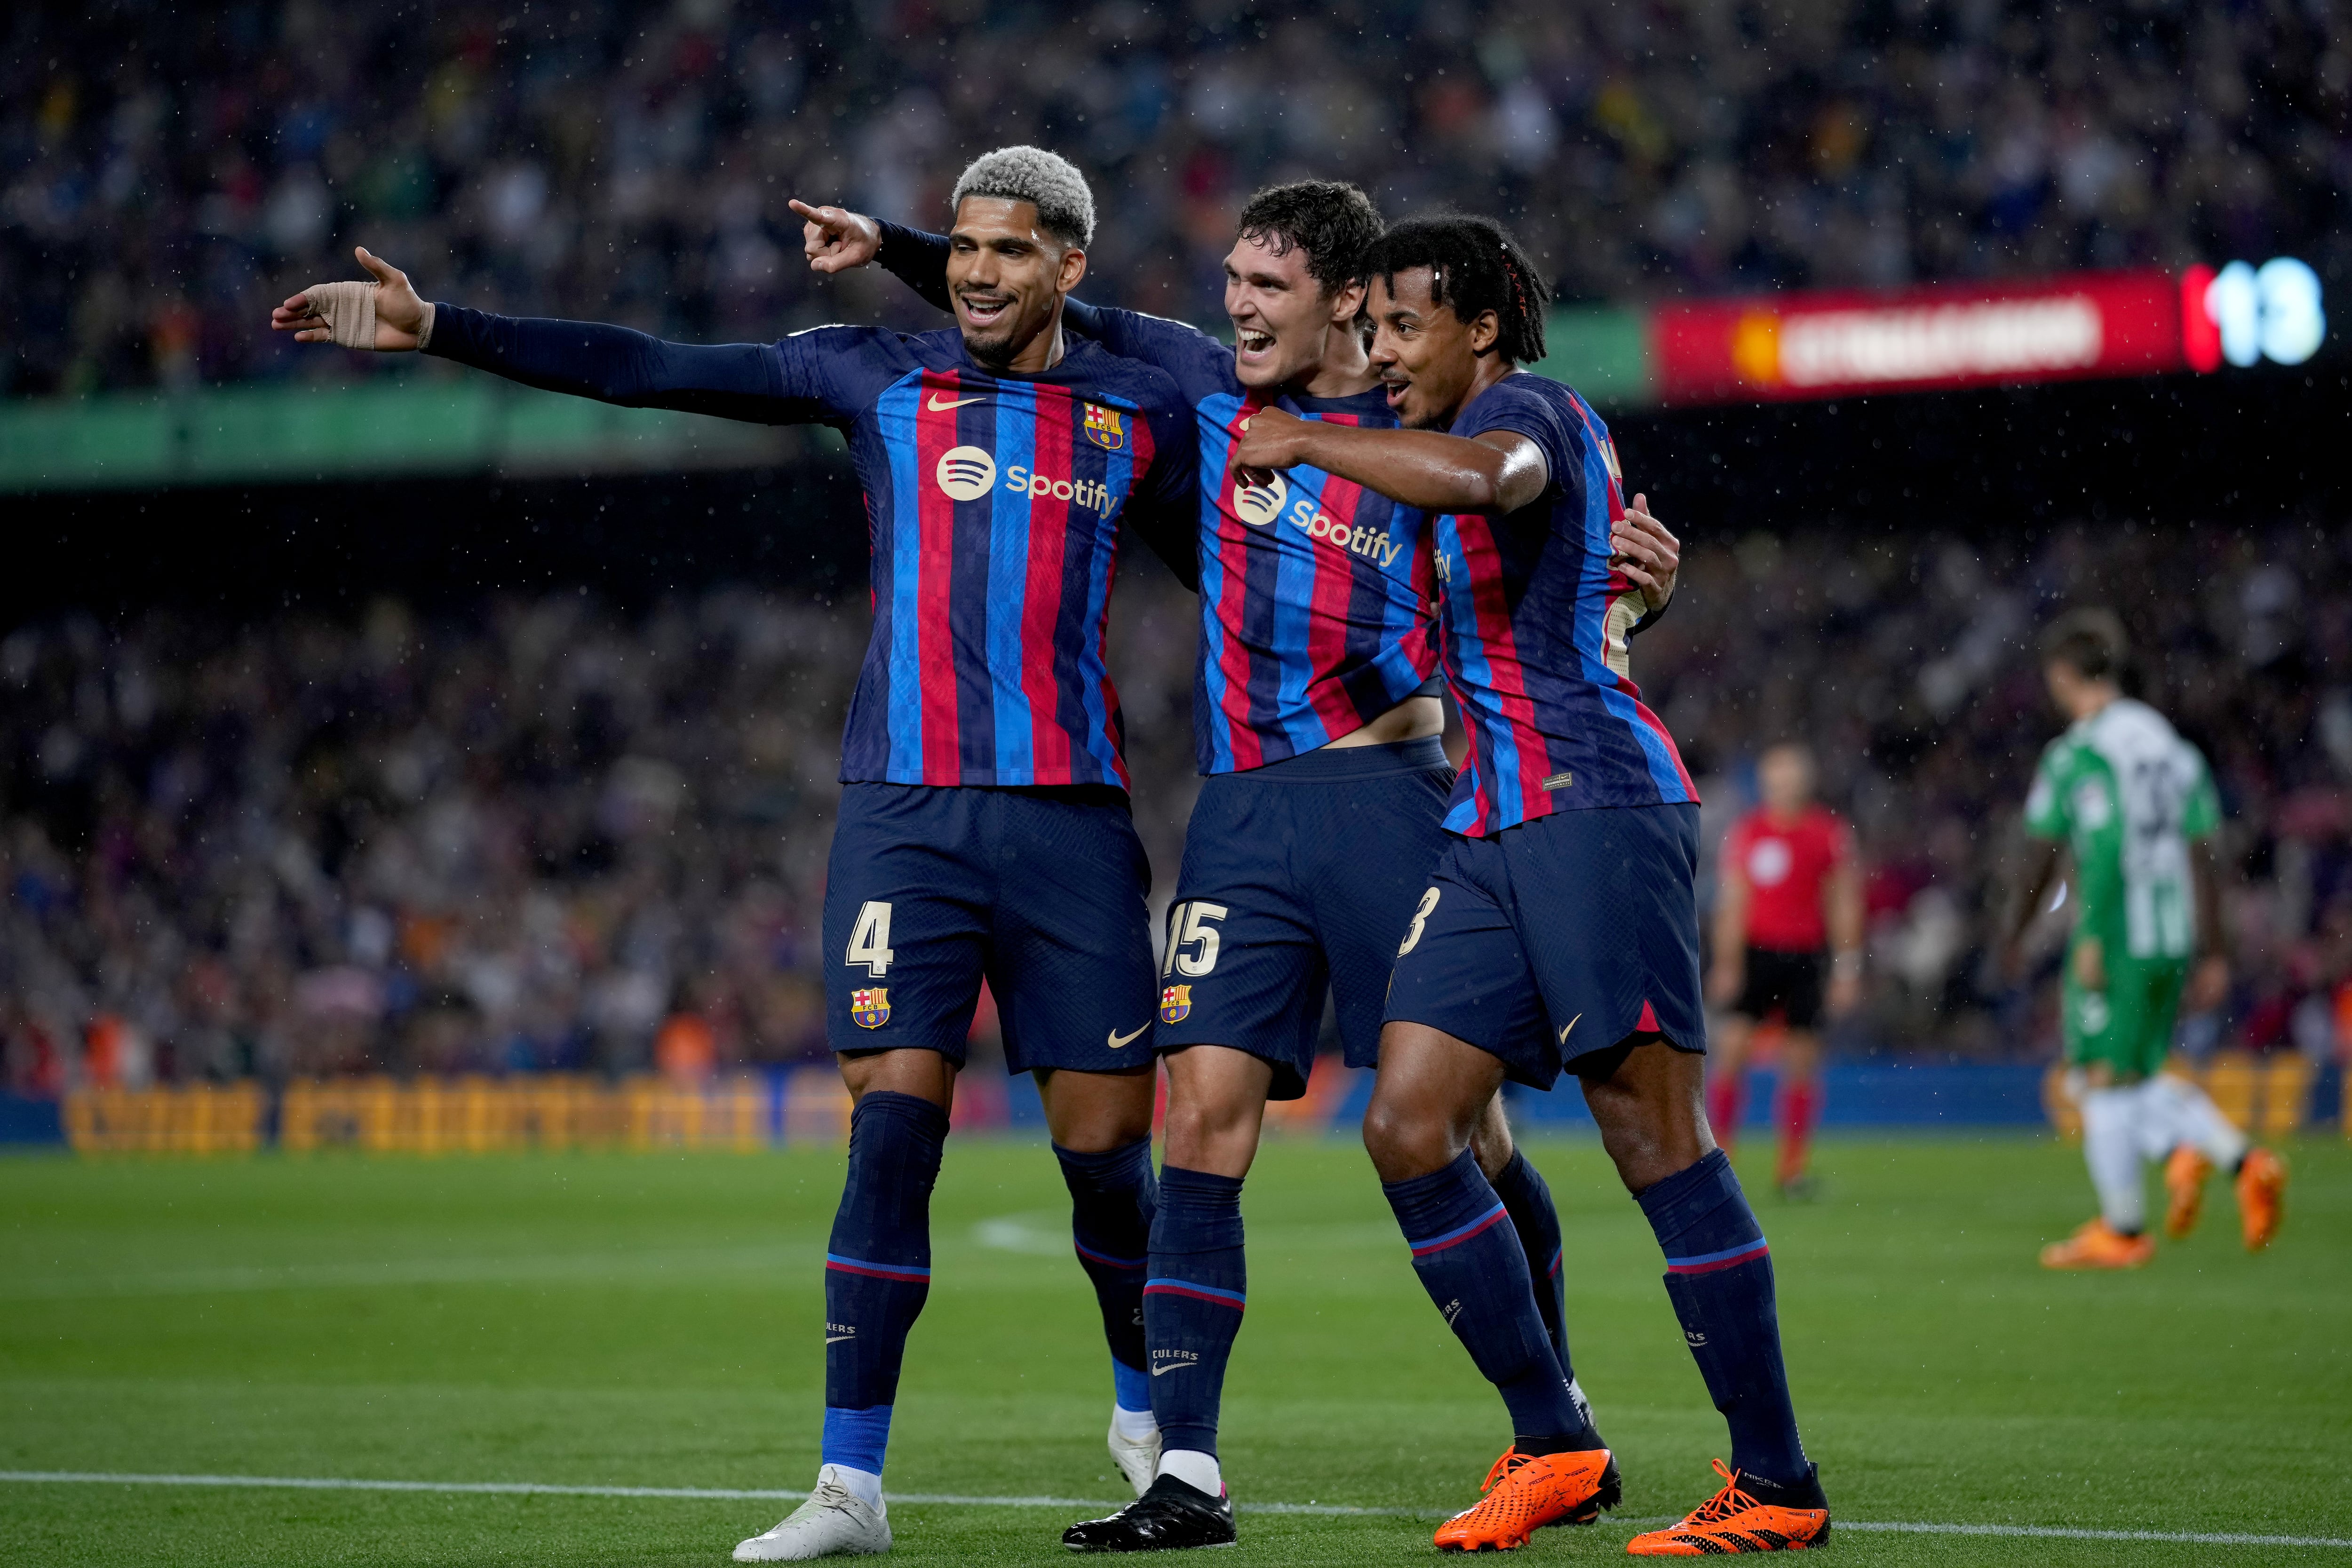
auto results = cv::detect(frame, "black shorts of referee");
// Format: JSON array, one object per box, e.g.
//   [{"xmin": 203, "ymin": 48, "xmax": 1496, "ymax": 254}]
[{"xmin": 1730, "ymin": 946, "xmax": 1826, "ymax": 1030}]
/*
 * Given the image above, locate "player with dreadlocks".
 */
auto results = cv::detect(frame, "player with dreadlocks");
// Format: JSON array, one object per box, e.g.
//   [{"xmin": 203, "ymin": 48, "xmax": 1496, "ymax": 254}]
[{"xmin": 1235, "ymin": 215, "xmax": 1830, "ymax": 1555}]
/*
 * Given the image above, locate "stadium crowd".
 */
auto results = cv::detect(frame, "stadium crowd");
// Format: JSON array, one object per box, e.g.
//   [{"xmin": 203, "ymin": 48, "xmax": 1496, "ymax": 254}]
[
  {"xmin": 7, "ymin": 0, "xmax": 2350, "ymax": 397},
  {"xmin": 4, "ymin": 522, "xmax": 2350, "ymax": 1094}
]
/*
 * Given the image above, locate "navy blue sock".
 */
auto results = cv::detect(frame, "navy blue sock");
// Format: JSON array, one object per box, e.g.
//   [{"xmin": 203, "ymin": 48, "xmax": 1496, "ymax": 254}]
[
  {"xmin": 1637, "ymin": 1148, "xmax": 1807, "ymax": 1485},
  {"xmin": 1054, "ymin": 1136, "xmax": 1157, "ymax": 1408},
  {"xmin": 822, "ymin": 1090, "xmax": 949, "ymax": 1476},
  {"xmin": 1490, "ymin": 1149, "xmax": 1574, "ymax": 1381},
  {"xmin": 1142, "ymin": 1165, "xmax": 1246, "ymax": 1458},
  {"xmin": 1384, "ymin": 1148, "xmax": 1592, "ymax": 1447}
]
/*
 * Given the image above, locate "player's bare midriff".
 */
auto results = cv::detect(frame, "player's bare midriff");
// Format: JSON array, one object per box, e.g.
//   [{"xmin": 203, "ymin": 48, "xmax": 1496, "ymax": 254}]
[{"xmin": 1327, "ymin": 692, "xmax": 1444, "ymax": 748}]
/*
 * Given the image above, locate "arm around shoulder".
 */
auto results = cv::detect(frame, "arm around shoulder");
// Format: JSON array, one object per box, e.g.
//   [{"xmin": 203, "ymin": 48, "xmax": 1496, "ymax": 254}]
[{"xmin": 1232, "ymin": 408, "xmax": 1547, "ymax": 515}]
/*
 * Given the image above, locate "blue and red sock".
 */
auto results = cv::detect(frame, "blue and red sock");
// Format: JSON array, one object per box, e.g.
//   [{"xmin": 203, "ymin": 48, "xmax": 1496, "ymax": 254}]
[
  {"xmin": 1384, "ymin": 1148, "xmax": 1596, "ymax": 1449},
  {"xmin": 1490, "ymin": 1147, "xmax": 1575, "ymax": 1383},
  {"xmin": 1638, "ymin": 1148, "xmax": 1807, "ymax": 1485},
  {"xmin": 1054, "ymin": 1136, "xmax": 1157, "ymax": 1415},
  {"xmin": 1142, "ymin": 1165, "xmax": 1247, "ymax": 1459},
  {"xmin": 820, "ymin": 1090, "xmax": 949, "ymax": 1478}
]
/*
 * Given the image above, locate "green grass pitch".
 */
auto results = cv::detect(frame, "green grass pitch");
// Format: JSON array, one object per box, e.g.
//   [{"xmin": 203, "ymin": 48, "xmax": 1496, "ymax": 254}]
[{"xmin": 2, "ymin": 1132, "xmax": 2346, "ymax": 1565}]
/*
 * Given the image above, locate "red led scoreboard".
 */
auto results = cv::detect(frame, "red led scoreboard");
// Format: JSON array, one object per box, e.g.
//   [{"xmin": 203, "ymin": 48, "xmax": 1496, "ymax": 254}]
[{"xmin": 1641, "ymin": 258, "xmax": 2328, "ymax": 406}]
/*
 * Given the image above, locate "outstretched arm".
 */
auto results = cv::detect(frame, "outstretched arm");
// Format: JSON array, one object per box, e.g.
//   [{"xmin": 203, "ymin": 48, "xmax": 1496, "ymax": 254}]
[
  {"xmin": 789, "ymin": 202, "xmax": 958, "ymax": 316},
  {"xmin": 272, "ymin": 247, "xmax": 809, "ymax": 423}
]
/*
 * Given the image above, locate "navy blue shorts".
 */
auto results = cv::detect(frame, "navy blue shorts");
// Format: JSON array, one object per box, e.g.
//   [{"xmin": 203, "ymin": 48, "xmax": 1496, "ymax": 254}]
[
  {"xmin": 1156, "ymin": 737, "xmax": 1454, "ymax": 1099},
  {"xmin": 822, "ymin": 782, "xmax": 1159, "ymax": 1073},
  {"xmin": 1383, "ymin": 803, "xmax": 1706, "ymax": 1091}
]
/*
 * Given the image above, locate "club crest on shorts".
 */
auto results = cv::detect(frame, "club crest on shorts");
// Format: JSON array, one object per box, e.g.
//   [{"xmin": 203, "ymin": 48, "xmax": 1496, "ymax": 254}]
[
  {"xmin": 850, "ymin": 987, "xmax": 891, "ymax": 1029},
  {"xmin": 1158, "ymin": 984, "xmax": 1192, "ymax": 1025},
  {"xmin": 1083, "ymin": 403, "xmax": 1126, "ymax": 451}
]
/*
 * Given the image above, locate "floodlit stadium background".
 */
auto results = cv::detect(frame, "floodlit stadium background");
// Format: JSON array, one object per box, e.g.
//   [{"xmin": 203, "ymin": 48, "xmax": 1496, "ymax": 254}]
[{"xmin": 1, "ymin": 0, "xmax": 2348, "ymax": 1147}]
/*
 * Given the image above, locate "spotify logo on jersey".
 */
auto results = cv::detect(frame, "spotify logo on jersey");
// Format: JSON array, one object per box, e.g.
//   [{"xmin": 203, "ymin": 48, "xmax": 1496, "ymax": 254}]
[
  {"xmin": 935, "ymin": 446, "xmax": 998, "ymax": 501},
  {"xmin": 1232, "ymin": 471, "xmax": 1287, "ymax": 526}
]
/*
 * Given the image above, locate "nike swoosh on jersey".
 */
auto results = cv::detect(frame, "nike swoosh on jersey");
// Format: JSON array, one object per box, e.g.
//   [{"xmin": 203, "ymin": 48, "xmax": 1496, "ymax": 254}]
[
  {"xmin": 926, "ymin": 393, "xmax": 985, "ymax": 411},
  {"xmin": 1107, "ymin": 1023, "xmax": 1149, "ymax": 1049},
  {"xmin": 1557, "ymin": 1013, "xmax": 1582, "ymax": 1045}
]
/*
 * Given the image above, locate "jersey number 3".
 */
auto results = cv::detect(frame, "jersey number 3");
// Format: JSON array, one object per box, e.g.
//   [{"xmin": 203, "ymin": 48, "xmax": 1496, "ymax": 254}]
[
  {"xmin": 1397, "ymin": 887, "xmax": 1440, "ymax": 955},
  {"xmin": 847, "ymin": 900, "xmax": 896, "ymax": 976}
]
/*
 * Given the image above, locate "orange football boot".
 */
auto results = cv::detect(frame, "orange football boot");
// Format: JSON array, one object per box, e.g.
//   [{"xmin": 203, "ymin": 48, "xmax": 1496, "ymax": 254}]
[
  {"xmin": 2163, "ymin": 1146, "xmax": 2213, "ymax": 1240},
  {"xmin": 1433, "ymin": 1448, "xmax": 1620, "ymax": 1552},
  {"xmin": 1627, "ymin": 1459, "xmax": 1830, "ymax": 1556},
  {"xmin": 2038, "ymin": 1218, "xmax": 2154, "ymax": 1269},
  {"xmin": 2236, "ymin": 1146, "xmax": 2287, "ymax": 1252}
]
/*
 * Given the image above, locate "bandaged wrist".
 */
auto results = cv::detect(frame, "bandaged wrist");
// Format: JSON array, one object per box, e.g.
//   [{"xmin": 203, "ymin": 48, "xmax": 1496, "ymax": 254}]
[{"xmin": 415, "ymin": 301, "xmax": 435, "ymax": 350}]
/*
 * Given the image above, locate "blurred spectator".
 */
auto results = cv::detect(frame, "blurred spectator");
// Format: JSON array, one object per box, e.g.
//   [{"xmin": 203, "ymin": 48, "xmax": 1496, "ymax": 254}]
[
  {"xmin": 6, "ymin": 520, "xmax": 2352, "ymax": 1090},
  {"xmin": 6, "ymin": 0, "xmax": 2349, "ymax": 398},
  {"xmin": 0, "ymin": 574, "xmax": 1201, "ymax": 1092}
]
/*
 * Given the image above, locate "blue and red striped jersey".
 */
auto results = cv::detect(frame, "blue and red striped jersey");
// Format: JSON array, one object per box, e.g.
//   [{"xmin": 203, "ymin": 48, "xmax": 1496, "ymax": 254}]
[
  {"xmin": 425, "ymin": 307, "xmax": 1195, "ymax": 789},
  {"xmin": 1430, "ymin": 374, "xmax": 1697, "ymax": 836},
  {"xmin": 872, "ymin": 228, "xmax": 1439, "ymax": 775},
  {"xmin": 1057, "ymin": 308, "xmax": 1439, "ymax": 774}
]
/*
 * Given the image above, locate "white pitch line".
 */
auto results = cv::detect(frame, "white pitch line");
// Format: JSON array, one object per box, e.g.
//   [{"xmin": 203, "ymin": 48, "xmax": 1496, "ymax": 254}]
[
  {"xmin": 3, "ymin": 1471, "xmax": 2348, "ymax": 1547},
  {"xmin": 1840, "ymin": 1521, "xmax": 2352, "ymax": 1549},
  {"xmin": 0, "ymin": 1472, "xmax": 1430, "ymax": 1520}
]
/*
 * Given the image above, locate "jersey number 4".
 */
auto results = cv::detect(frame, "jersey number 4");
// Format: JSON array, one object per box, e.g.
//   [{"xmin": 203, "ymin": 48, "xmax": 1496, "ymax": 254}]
[{"xmin": 847, "ymin": 900, "xmax": 896, "ymax": 976}]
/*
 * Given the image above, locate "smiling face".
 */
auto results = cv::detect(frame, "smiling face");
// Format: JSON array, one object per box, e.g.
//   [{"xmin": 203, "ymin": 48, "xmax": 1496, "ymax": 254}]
[
  {"xmin": 1223, "ymin": 231, "xmax": 1366, "ymax": 391},
  {"xmin": 1367, "ymin": 266, "xmax": 1497, "ymax": 430},
  {"xmin": 946, "ymin": 196, "xmax": 1086, "ymax": 369}
]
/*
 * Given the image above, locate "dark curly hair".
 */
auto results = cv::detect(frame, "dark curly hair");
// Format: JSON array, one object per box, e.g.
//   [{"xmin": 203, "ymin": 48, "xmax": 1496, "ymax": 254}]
[
  {"xmin": 1361, "ymin": 214, "xmax": 1550, "ymax": 364},
  {"xmin": 1234, "ymin": 180, "xmax": 1384, "ymax": 299}
]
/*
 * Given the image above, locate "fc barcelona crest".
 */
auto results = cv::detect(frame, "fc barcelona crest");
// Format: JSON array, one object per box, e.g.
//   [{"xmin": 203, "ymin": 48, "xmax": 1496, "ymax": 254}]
[
  {"xmin": 850, "ymin": 988, "xmax": 891, "ymax": 1029},
  {"xmin": 1083, "ymin": 403, "xmax": 1127, "ymax": 451},
  {"xmin": 1158, "ymin": 985, "xmax": 1192, "ymax": 1025}
]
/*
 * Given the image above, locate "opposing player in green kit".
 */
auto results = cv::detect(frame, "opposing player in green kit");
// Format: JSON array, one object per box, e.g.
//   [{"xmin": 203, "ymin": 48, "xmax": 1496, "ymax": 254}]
[{"xmin": 2006, "ymin": 608, "xmax": 2286, "ymax": 1268}]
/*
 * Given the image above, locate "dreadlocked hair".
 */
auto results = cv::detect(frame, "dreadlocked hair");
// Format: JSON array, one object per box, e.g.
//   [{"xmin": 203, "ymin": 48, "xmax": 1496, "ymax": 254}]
[{"xmin": 1362, "ymin": 214, "xmax": 1550, "ymax": 363}]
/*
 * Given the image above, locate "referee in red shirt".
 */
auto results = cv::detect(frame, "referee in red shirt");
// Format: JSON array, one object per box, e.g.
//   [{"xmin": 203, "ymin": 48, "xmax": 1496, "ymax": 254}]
[{"xmin": 1706, "ymin": 743, "xmax": 1864, "ymax": 1197}]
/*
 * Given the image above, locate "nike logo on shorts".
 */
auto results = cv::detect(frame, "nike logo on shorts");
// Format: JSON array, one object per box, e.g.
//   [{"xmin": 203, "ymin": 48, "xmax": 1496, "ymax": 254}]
[
  {"xmin": 1150, "ymin": 1361, "xmax": 1194, "ymax": 1376},
  {"xmin": 1557, "ymin": 1013, "xmax": 1582, "ymax": 1045},
  {"xmin": 927, "ymin": 393, "xmax": 985, "ymax": 411},
  {"xmin": 1107, "ymin": 1023, "xmax": 1149, "ymax": 1049},
  {"xmin": 825, "ymin": 1335, "xmax": 855, "ymax": 1344}
]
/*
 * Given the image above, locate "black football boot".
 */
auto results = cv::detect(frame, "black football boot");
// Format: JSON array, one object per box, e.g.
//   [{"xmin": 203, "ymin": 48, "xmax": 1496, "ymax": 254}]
[{"xmin": 1063, "ymin": 1473, "xmax": 1238, "ymax": 1552}]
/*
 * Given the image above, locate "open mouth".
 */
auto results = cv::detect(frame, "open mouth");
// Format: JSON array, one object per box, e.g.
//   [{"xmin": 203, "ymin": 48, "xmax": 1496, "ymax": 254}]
[
  {"xmin": 1381, "ymin": 377, "xmax": 1410, "ymax": 408},
  {"xmin": 1235, "ymin": 327, "xmax": 1275, "ymax": 357},
  {"xmin": 959, "ymin": 293, "xmax": 1013, "ymax": 328}
]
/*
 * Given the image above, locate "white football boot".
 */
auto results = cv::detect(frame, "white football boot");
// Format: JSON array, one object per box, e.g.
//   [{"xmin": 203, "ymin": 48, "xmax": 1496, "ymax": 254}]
[
  {"xmin": 1107, "ymin": 1411, "xmax": 1163, "ymax": 1498},
  {"xmin": 732, "ymin": 1469, "xmax": 891, "ymax": 1561}
]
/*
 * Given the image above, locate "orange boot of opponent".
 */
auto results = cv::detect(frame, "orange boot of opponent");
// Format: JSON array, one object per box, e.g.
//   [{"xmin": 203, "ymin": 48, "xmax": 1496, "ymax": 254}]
[
  {"xmin": 2162, "ymin": 1146, "xmax": 2213, "ymax": 1240},
  {"xmin": 2236, "ymin": 1146, "xmax": 2287, "ymax": 1252},
  {"xmin": 1628, "ymin": 1459, "xmax": 1831, "ymax": 1555},
  {"xmin": 1433, "ymin": 1449, "xmax": 1620, "ymax": 1552},
  {"xmin": 2038, "ymin": 1217, "xmax": 2155, "ymax": 1270}
]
